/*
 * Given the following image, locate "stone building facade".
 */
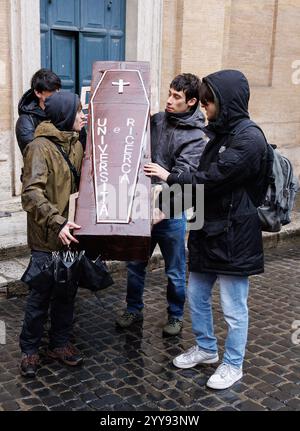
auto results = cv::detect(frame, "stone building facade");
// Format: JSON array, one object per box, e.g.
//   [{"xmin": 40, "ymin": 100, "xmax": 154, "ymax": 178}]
[{"xmin": 1, "ymin": 0, "xmax": 300, "ymax": 205}]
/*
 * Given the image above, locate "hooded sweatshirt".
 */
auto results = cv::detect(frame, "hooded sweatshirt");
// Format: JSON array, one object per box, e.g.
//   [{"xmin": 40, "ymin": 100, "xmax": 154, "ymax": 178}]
[
  {"xmin": 204, "ymin": 69, "xmax": 250, "ymax": 135},
  {"xmin": 44, "ymin": 91, "xmax": 79, "ymax": 131},
  {"xmin": 21, "ymin": 92, "xmax": 84, "ymax": 252},
  {"xmin": 150, "ymin": 108, "xmax": 207, "ymax": 184}
]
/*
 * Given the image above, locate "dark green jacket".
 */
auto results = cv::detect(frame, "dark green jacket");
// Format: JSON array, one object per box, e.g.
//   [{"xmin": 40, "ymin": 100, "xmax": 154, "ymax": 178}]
[{"xmin": 22, "ymin": 121, "xmax": 83, "ymax": 252}]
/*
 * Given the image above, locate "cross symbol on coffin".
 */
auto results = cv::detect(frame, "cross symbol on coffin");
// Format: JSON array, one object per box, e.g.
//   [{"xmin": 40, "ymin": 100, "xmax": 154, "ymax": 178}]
[{"xmin": 112, "ymin": 79, "xmax": 130, "ymax": 94}]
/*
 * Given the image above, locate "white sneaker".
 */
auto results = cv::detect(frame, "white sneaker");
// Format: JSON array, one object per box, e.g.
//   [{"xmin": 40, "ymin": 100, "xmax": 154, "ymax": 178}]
[
  {"xmin": 206, "ymin": 363, "xmax": 243, "ymax": 390},
  {"xmin": 173, "ymin": 345, "xmax": 219, "ymax": 369}
]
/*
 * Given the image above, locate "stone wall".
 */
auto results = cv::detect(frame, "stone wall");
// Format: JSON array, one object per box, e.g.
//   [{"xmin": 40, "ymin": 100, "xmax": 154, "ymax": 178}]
[
  {"xmin": 160, "ymin": 0, "xmax": 300, "ymax": 179},
  {"xmin": 0, "ymin": 1, "xmax": 12, "ymax": 201}
]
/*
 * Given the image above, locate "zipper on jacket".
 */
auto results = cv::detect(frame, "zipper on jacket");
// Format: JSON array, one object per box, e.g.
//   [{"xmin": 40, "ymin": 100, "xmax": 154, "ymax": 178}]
[{"xmin": 224, "ymin": 192, "xmax": 233, "ymax": 262}]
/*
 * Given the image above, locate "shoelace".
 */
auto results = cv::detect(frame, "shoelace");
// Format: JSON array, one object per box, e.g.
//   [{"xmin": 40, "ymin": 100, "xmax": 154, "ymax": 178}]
[
  {"xmin": 124, "ymin": 311, "xmax": 136, "ymax": 319},
  {"xmin": 183, "ymin": 345, "xmax": 198, "ymax": 357},
  {"xmin": 23, "ymin": 354, "xmax": 39, "ymax": 366},
  {"xmin": 66, "ymin": 343, "xmax": 79, "ymax": 355},
  {"xmin": 215, "ymin": 363, "xmax": 230, "ymax": 378},
  {"xmin": 168, "ymin": 318, "xmax": 181, "ymax": 327},
  {"xmin": 168, "ymin": 319, "xmax": 177, "ymax": 326},
  {"xmin": 56, "ymin": 343, "xmax": 77, "ymax": 356}
]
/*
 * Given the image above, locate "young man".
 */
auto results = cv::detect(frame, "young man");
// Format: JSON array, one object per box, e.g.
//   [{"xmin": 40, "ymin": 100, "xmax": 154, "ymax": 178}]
[
  {"xmin": 16, "ymin": 68, "xmax": 62, "ymax": 154},
  {"xmin": 144, "ymin": 70, "xmax": 267, "ymax": 388},
  {"xmin": 116, "ymin": 73, "xmax": 207, "ymax": 336},
  {"xmin": 16, "ymin": 68, "xmax": 86, "ymax": 155},
  {"xmin": 19, "ymin": 91, "xmax": 85, "ymax": 378}
]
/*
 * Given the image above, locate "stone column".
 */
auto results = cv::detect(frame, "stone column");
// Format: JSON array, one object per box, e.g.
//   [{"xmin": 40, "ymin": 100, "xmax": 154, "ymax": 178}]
[
  {"xmin": 126, "ymin": 0, "xmax": 163, "ymax": 113},
  {"xmin": 9, "ymin": 0, "xmax": 41, "ymax": 196},
  {"xmin": 0, "ymin": 1, "xmax": 12, "ymax": 201}
]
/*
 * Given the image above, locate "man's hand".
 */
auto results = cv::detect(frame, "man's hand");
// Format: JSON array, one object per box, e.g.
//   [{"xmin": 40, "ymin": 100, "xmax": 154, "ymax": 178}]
[
  {"xmin": 58, "ymin": 221, "xmax": 81, "ymax": 246},
  {"xmin": 144, "ymin": 163, "xmax": 170, "ymax": 182}
]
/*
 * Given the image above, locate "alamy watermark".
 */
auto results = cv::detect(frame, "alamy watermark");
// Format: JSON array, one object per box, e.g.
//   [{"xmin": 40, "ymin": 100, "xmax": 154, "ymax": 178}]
[
  {"xmin": 0, "ymin": 320, "xmax": 6, "ymax": 345},
  {"xmin": 291, "ymin": 60, "xmax": 300, "ymax": 84},
  {"xmin": 291, "ymin": 320, "xmax": 300, "ymax": 345},
  {"xmin": 95, "ymin": 181, "xmax": 205, "ymax": 231}
]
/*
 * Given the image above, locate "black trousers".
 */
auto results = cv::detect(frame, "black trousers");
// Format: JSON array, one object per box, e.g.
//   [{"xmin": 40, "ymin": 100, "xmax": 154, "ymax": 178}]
[{"xmin": 19, "ymin": 250, "xmax": 75, "ymax": 354}]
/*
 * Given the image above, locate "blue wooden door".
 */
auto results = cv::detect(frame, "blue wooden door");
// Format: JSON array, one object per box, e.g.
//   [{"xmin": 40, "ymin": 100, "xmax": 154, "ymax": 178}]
[{"xmin": 40, "ymin": 0, "xmax": 126, "ymax": 93}]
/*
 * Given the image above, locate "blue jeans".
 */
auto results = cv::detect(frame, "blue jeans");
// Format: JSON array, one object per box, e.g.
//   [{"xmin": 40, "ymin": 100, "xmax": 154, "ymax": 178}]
[
  {"xmin": 126, "ymin": 217, "xmax": 186, "ymax": 319},
  {"xmin": 188, "ymin": 272, "xmax": 249, "ymax": 368}
]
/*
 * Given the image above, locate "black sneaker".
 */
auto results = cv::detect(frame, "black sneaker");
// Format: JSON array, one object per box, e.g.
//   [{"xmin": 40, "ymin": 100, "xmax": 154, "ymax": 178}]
[
  {"xmin": 163, "ymin": 317, "xmax": 183, "ymax": 336},
  {"xmin": 47, "ymin": 343, "xmax": 83, "ymax": 366},
  {"xmin": 116, "ymin": 310, "xmax": 143, "ymax": 328},
  {"xmin": 20, "ymin": 353, "xmax": 40, "ymax": 378}
]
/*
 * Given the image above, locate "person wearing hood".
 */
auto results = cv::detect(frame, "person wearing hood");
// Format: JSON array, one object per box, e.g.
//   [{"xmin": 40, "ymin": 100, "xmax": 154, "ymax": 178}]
[
  {"xmin": 15, "ymin": 68, "xmax": 86, "ymax": 155},
  {"xmin": 19, "ymin": 91, "xmax": 85, "ymax": 378},
  {"xmin": 116, "ymin": 73, "xmax": 207, "ymax": 336},
  {"xmin": 144, "ymin": 70, "xmax": 267, "ymax": 389}
]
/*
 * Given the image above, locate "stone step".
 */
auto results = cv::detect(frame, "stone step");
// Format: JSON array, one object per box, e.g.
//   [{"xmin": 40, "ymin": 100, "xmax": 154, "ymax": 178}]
[{"xmin": 0, "ymin": 210, "xmax": 28, "ymax": 260}]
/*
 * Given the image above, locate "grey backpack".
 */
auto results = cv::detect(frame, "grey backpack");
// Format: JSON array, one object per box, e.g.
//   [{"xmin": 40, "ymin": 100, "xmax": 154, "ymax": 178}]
[{"xmin": 235, "ymin": 120, "xmax": 299, "ymax": 232}]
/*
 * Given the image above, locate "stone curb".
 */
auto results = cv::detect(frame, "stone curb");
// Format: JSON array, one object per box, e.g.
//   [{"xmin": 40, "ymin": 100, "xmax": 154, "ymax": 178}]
[{"xmin": 262, "ymin": 223, "xmax": 300, "ymax": 249}]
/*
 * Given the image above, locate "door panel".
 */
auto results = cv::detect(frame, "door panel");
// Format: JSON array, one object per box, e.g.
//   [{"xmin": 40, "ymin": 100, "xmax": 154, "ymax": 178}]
[
  {"xmin": 40, "ymin": 0, "xmax": 48, "ymax": 25},
  {"xmin": 51, "ymin": 31, "xmax": 77, "ymax": 92},
  {"xmin": 79, "ymin": 33, "xmax": 107, "ymax": 89},
  {"xmin": 48, "ymin": 0, "xmax": 79, "ymax": 29},
  {"xmin": 40, "ymin": 31, "xmax": 51, "ymax": 69},
  {"xmin": 80, "ymin": 0, "xmax": 106, "ymax": 31},
  {"xmin": 40, "ymin": 0, "xmax": 50, "ymax": 69},
  {"xmin": 106, "ymin": 0, "xmax": 126, "ymax": 61},
  {"xmin": 108, "ymin": 35, "xmax": 125, "ymax": 61},
  {"xmin": 40, "ymin": 0, "xmax": 126, "ymax": 94},
  {"xmin": 109, "ymin": 0, "xmax": 126, "ymax": 30}
]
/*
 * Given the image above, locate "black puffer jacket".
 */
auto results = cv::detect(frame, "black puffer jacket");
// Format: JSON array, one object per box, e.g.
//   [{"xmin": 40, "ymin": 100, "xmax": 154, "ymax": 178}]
[
  {"xmin": 151, "ymin": 109, "xmax": 207, "ymax": 184},
  {"xmin": 167, "ymin": 70, "xmax": 266, "ymax": 276},
  {"xmin": 15, "ymin": 89, "xmax": 47, "ymax": 154},
  {"xmin": 15, "ymin": 89, "xmax": 87, "ymax": 154}
]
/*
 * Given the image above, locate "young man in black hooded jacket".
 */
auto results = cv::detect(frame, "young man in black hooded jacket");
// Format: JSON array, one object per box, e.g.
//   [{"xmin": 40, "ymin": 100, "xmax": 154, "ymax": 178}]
[{"xmin": 145, "ymin": 70, "xmax": 266, "ymax": 389}]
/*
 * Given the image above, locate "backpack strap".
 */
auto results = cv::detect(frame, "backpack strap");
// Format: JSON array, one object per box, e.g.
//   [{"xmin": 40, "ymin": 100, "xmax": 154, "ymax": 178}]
[
  {"xmin": 53, "ymin": 143, "xmax": 80, "ymax": 190},
  {"xmin": 231, "ymin": 119, "xmax": 273, "ymax": 207},
  {"xmin": 231, "ymin": 119, "xmax": 267, "ymax": 143}
]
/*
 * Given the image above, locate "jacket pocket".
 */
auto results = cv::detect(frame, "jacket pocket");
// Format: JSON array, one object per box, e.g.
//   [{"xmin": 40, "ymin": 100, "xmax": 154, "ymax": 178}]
[
  {"xmin": 230, "ymin": 213, "xmax": 262, "ymax": 265},
  {"xmin": 202, "ymin": 220, "xmax": 233, "ymax": 264}
]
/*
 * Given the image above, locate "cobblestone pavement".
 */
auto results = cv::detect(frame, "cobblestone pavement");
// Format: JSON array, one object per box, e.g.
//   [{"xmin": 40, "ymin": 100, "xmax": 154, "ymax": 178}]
[{"xmin": 0, "ymin": 242, "xmax": 300, "ymax": 412}]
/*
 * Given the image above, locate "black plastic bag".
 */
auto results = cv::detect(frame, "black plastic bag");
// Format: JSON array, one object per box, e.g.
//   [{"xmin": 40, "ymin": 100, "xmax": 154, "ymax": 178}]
[{"xmin": 79, "ymin": 253, "xmax": 114, "ymax": 292}]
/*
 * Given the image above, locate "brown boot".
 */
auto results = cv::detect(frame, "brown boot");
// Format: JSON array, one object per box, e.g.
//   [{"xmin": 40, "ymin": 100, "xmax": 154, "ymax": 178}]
[
  {"xmin": 20, "ymin": 353, "xmax": 40, "ymax": 378},
  {"xmin": 47, "ymin": 343, "xmax": 83, "ymax": 366}
]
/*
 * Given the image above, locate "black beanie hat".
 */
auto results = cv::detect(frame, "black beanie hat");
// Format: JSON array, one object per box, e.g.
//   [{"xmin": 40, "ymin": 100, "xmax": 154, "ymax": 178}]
[{"xmin": 44, "ymin": 90, "xmax": 80, "ymax": 131}]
